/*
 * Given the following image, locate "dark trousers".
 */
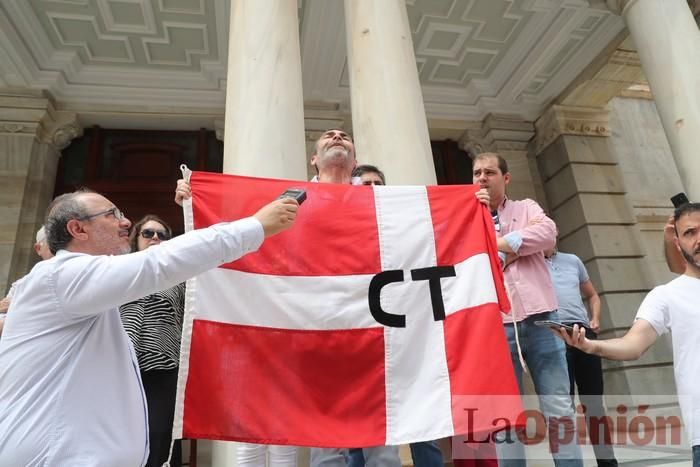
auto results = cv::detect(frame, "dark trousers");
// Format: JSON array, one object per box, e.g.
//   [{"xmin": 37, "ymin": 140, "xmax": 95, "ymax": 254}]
[
  {"xmin": 566, "ymin": 327, "xmax": 617, "ymax": 467},
  {"xmin": 142, "ymin": 368, "xmax": 182, "ymax": 467}
]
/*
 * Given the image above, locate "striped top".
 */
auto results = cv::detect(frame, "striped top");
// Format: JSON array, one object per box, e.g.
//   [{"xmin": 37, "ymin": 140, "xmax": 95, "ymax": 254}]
[{"xmin": 120, "ymin": 283, "xmax": 185, "ymax": 372}]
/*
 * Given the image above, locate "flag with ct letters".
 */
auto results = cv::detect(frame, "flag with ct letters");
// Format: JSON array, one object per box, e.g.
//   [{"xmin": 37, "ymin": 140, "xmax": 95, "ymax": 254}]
[{"xmin": 173, "ymin": 171, "xmax": 523, "ymax": 447}]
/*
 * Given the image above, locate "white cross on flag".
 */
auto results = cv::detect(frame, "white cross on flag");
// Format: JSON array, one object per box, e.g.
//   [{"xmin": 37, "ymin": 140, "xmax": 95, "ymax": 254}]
[{"xmin": 173, "ymin": 171, "xmax": 522, "ymax": 447}]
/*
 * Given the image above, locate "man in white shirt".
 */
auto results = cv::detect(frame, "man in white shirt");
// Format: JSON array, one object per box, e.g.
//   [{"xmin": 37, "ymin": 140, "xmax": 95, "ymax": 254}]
[
  {"xmin": 558, "ymin": 202, "xmax": 700, "ymax": 467},
  {"xmin": 0, "ymin": 189, "xmax": 298, "ymax": 467}
]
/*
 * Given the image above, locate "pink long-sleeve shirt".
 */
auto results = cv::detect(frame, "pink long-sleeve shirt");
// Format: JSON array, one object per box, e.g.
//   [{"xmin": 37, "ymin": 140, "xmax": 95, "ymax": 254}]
[{"xmin": 496, "ymin": 197, "xmax": 558, "ymax": 323}]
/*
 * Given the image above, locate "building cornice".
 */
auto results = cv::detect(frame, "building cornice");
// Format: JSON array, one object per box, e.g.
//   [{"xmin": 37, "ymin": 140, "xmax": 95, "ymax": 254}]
[
  {"xmin": 532, "ymin": 104, "xmax": 610, "ymax": 154},
  {"xmin": 459, "ymin": 114, "xmax": 534, "ymax": 155},
  {"xmin": 0, "ymin": 89, "xmax": 82, "ymax": 150}
]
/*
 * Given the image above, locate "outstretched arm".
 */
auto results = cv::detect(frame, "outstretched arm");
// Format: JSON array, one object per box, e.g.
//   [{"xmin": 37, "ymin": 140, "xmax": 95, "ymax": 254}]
[
  {"xmin": 556, "ymin": 319, "xmax": 658, "ymax": 361},
  {"xmin": 56, "ymin": 198, "xmax": 298, "ymax": 318}
]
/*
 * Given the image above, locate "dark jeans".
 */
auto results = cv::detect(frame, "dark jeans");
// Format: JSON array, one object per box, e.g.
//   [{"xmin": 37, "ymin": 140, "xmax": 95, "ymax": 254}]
[
  {"xmin": 348, "ymin": 441, "xmax": 443, "ymax": 467},
  {"xmin": 566, "ymin": 326, "xmax": 617, "ymax": 467},
  {"xmin": 409, "ymin": 441, "xmax": 444, "ymax": 467},
  {"xmin": 142, "ymin": 368, "xmax": 182, "ymax": 467},
  {"xmin": 693, "ymin": 445, "xmax": 700, "ymax": 467}
]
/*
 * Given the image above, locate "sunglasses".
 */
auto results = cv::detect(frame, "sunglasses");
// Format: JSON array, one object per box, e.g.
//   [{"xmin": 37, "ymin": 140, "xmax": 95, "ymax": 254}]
[{"xmin": 140, "ymin": 228, "xmax": 171, "ymax": 241}]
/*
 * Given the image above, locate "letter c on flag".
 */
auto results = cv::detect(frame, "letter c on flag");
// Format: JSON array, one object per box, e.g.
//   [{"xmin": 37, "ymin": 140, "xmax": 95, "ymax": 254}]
[{"xmin": 368, "ymin": 270, "xmax": 406, "ymax": 327}]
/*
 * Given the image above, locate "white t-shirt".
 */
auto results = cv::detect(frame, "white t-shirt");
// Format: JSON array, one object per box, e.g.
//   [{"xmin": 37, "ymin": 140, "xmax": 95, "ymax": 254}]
[{"xmin": 636, "ymin": 274, "xmax": 700, "ymax": 447}]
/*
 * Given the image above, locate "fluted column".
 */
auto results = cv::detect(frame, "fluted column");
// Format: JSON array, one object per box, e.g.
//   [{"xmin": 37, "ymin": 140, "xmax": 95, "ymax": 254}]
[
  {"xmin": 344, "ymin": 0, "xmax": 436, "ymax": 185},
  {"xmin": 222, "ymin": 0, "xmax": 307, "ymax": 179},
  {"xmin": 608, "ymin": 0, "xmax": 700, "ymax": 201}
]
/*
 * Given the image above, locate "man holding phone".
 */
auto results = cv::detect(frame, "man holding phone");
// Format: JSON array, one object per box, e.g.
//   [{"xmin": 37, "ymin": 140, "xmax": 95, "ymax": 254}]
[
  {"xmin": 0, "ymin": 190, "xmax": 297, "ymax": 466},
  {"xmin": 559, "ymin": 202, "xmax": 700, "ymax": 467}
]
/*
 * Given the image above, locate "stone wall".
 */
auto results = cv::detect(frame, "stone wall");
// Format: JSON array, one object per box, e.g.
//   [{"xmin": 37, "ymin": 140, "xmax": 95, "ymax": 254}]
[
  {"xmin": 531, "ymin": 97, "xmax": 680, "ymax": 414},
  {"xmin": 608, "ymin": 97, "xmax": 685, "ymax": 286}
]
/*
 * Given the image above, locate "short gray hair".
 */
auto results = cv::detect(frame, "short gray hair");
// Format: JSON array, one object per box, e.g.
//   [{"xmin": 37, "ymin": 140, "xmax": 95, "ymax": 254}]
[
  {"xmin": 45, "ymin": 189, "xmax": 94, "ymax": 254},
  {"xmin": 35, "ymin": 226, "xmax": 46, "ymax": 244}
]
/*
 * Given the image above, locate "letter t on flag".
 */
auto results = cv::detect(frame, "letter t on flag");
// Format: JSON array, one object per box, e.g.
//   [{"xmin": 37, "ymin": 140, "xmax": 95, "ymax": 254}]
[{"xmin": 172, "ymin": 172, "xmax": 523, "ymax": 447}]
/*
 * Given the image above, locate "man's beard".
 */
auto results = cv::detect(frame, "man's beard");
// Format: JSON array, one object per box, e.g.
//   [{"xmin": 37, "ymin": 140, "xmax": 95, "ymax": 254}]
[
  {"xmin": 95, "ymin": 232, "xmax": 132, "ymax": 256},
  {"xmin": 679, "ymin": 244, "xmax": 700, "ymax": 270},
  {"xmin": 324, "ymin": 146, "xmax": 350, "ymax": 160},
  {"xmin": 319, "ymin": 147, "xmax": 353, "ymax": 168}
]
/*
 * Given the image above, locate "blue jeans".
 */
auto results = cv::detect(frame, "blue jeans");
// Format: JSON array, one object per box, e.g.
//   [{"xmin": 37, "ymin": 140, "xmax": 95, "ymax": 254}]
[
  {"xmin": 314, "ymin": 446, "xmax": 400, "ymax": 467},
  {"xmin": 693, "ymin": 445, "xmax": 699, "ymax": 467},
  {"xmin": 348, "ymin": 441, "xmax": 442, "ymax": 467},
  {"xmin": 496, "ymin": 312, "xmax": 583, "ymax": 467}
]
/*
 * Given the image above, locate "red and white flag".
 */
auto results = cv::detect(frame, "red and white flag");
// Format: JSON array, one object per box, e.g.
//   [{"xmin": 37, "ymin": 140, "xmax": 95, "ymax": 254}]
[{"xmin": 173, "ymin": 171, "xmax": 522, "ymax": 447}]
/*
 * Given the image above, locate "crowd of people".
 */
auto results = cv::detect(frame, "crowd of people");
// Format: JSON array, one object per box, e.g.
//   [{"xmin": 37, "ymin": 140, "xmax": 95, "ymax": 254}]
[{"xmin": 0, "ymin": 127, "xmax": 698, "ymax": 467}]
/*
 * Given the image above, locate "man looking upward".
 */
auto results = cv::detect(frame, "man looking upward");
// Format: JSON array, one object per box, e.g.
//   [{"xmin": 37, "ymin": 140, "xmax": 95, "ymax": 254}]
[
  {"xmin": 310, "ymin": 129, "xmax": 357, "ymax": 183},
  {"xmin": 175, "ymin": 129, "xmax": 402, "ymax": 467}
]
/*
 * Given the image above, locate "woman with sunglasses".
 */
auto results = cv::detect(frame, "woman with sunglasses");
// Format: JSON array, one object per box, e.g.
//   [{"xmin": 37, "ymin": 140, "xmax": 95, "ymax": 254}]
[{"xmin": 120, "ymin": 215, "xmax": 184, "ymax": 467}]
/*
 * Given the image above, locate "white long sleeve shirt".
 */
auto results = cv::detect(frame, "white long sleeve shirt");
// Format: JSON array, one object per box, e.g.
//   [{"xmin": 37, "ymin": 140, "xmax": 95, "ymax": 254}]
[{"xmin": 0, "ymin": 217, "xmax": 263, "ymax": 467}]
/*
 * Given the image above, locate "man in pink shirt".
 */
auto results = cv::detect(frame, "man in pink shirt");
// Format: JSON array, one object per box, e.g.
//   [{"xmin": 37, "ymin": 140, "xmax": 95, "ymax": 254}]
[{"xmin": 473, "ymin": 153, "xmax": 582, "ymax": 467}]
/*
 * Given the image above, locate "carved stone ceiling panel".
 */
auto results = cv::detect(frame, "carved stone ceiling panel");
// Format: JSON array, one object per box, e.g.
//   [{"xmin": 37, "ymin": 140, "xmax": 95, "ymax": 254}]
[
  {"xmin": 31, "ymin": 0, "xmax": 216, "ymax": 68},
  {"xmin": 0, "ymin": 0, "xmax": 236, "ymax": 111},
  {"xmin": 0, "ymin": 0, "xmax": 624, "ymax": 127},
  {"xmin": 317, "ymin": 0, "xmax": 625, "ymax": 121}
]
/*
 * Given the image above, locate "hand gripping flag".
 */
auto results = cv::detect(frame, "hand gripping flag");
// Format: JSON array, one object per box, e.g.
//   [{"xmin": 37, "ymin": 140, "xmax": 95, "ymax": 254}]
[{"xmin": 173, "ymin": 171, "xmax": 523, "ymax": 447}]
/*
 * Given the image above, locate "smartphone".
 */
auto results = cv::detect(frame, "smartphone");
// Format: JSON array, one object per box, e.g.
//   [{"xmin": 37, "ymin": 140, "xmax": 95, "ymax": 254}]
[
  {"xmin": 534, "ymin": 320, "xmax": 576, "ymax": 333},
  {"xmin": 671, "ymin": 192, "xmax": 689, "ymax": 208},
  {"xmin": 278, "ymin": 188, "xmax": 307, "ymax": 205}
]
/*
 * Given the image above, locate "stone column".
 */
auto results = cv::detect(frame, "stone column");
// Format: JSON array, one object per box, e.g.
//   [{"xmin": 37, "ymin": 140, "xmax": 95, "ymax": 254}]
[
  {"xmin": 344, "ymin": 0, "xmax": 435, "ymax": 185},
  {"xmin": 0, "ymin": 89, "xmax": 81, "ymax": 294},
  {"xmin": 211, "ymin": 1, "xmax": 308, "ymax": 465},
  {"xmin": 222, "ymin": 0, "xmax": 307, "ymax": 179},
  {"xmin": 608, "ymin": 0, "xmax": 700, "ymax": 201}
]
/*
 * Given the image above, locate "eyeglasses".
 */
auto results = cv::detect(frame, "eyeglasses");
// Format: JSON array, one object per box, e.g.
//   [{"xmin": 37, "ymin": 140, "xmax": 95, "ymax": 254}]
[
  {"xmin": 140, "ymin": 228, "xmax": 171, "ymax": 241},
  {"xmin": 78, "ymin": 207, "xmax": 125, "ymax": 222}
]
